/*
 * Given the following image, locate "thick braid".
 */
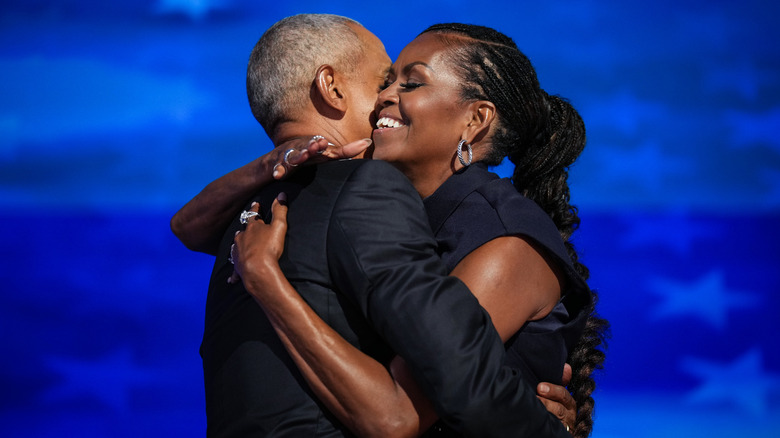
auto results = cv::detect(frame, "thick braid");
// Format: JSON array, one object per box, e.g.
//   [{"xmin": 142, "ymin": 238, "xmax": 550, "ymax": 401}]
[
  {"xmin": 541, "ymin": 95, "xmax": 608, "ymax": 438},
  {"xmin": 423, "ymin": 24, "xmax": 609, "ymax": 437}
]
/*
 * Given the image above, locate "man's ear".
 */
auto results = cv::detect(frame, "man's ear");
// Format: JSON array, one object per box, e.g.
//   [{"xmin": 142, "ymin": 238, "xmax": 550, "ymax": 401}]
[
  {"xmin": 461, "ymin": 100, "xmax": 496, "ymax": 145},
  {"xmin": 313, "ymin": 64, "xmax": 347, "ymax": 115}
]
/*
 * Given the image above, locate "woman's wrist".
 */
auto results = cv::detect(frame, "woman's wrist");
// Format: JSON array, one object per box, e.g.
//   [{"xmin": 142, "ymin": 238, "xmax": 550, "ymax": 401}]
[
  {"xmin": 255, "ymin": 152, "xmax": 277, "ymax": 186},
  {"xmin": 242, "ymin": 258, "xmax": 287, "ymax": 301}
]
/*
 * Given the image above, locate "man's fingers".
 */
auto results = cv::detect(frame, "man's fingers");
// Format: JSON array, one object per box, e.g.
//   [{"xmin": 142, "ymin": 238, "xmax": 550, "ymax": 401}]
[
  {"xmin": 562, "ymin": 363, "xmax": 572, "ymax": 386},
  {"xmin": 538, "ymin": 380, "xmax": 577, "ymax": 431},
  {"xmin": 536, "ymin": 395, "xmax": 567, "ymax": 421},
  {"xmin": 536, "ymin": 383, "xmax": 576, "ymax": 432},
  {"xmin": 538, "ymin": 382, "xmax": 576, "ymax": 410}
]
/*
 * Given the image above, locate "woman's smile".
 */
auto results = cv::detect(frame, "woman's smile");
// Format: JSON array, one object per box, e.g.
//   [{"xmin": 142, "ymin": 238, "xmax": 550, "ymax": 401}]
[{"xmin": 375, "ymin": 116, "xmax": 405, "ymax": 129}]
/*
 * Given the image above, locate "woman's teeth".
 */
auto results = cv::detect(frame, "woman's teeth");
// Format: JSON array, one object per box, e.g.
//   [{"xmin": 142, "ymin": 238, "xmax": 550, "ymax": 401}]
[{"xmin": 376, "ymin": 117, "xmax": 405, "ymax": 129}]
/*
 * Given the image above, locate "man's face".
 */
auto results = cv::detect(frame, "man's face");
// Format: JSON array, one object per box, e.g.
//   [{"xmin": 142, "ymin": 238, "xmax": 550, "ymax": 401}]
[{"xmin": 341, "ymin": 24, "xmax": 392, "ymax": 141}]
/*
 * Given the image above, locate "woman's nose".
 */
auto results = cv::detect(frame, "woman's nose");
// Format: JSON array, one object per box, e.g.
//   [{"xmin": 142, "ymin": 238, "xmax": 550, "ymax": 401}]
[{"xmin": 376, "ymin": 84, "xmax": 398, "ymax": 107}]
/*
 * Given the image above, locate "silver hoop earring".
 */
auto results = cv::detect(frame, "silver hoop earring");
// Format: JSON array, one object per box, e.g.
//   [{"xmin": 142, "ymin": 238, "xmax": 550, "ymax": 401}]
[{"xmin": 457, "ymin": 139, "xmax": 473, "ymax": 167}]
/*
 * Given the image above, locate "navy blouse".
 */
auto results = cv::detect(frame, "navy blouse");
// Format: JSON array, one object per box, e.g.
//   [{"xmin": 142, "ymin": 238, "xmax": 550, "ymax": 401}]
[{"xmin": 423, "ymin": 163, "xmax": 591, "ymax": 387}]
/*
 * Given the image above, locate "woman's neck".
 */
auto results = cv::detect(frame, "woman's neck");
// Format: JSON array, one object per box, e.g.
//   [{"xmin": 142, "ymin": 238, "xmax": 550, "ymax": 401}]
[{"xmin": 400, "ymin": 161, "xmax": 459, "ymax": 199}]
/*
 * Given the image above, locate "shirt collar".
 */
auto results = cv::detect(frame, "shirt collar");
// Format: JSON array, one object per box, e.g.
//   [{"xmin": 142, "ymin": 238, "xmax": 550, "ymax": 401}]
[{"xmin": 423, "ymin": 163, "xmax": 499, "ymax": 235}]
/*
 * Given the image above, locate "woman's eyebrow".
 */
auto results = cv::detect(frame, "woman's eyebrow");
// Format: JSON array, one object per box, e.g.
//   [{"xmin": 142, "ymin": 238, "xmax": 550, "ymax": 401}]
[{"xmin": 401, "ymin": 61, "xmax": 433, "ymax": 75}]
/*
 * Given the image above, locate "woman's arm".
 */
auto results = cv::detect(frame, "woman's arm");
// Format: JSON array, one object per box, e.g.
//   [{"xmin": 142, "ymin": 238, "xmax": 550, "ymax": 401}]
[
  {"xmin": 171, "ymin": 137, "xmax": 370, "ymax": 254},
  {"xmin": 450, "ymin": 235, "xmax": 564, "ymax": 342},
  {"xmin": 233, "ymin": 201, "xmax": 571, "ymax": 436}
]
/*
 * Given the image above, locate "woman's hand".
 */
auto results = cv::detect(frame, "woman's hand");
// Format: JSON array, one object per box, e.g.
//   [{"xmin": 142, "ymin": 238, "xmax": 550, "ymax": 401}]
[
  {"xmin": 271, "ymin": 136, "xmax": 372, "ymax": 179},
  {"xmin": 229, "ymin": 194, "xmax": 288, "ymax": 289}
]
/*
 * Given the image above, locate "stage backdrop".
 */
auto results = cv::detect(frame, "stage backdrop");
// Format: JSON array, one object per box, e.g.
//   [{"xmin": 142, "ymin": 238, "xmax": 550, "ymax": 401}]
[{"xmin": 2, "ymin": 1, "xmax": 778, "ymax": 437}]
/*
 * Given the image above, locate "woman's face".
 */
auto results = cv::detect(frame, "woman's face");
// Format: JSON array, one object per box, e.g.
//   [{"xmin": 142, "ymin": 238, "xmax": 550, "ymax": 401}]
[{"xmin": 372, "ymin": 33, "xmax": 475, "ymax": 181}]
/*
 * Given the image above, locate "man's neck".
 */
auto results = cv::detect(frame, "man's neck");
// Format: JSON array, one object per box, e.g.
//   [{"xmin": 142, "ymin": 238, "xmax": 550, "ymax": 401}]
[{"xmin": 272, "ymin": 120, "xmax": 351, "ymax": 148}]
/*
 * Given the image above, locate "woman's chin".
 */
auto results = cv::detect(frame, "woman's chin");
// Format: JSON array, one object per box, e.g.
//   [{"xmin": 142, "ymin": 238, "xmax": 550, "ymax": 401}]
[{"xmin": 371, "ymin": 130, "xmax": 402, "ymax": 160}]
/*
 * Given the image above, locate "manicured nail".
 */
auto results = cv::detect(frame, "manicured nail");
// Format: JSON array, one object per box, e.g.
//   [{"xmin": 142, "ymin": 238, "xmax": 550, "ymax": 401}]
[
  {"xmin": 539, "ymin": 384, "xmax": 549, "ymax": 393},
  {"xmin": 277, "ymin": 192, "xmax": 287, "ymax": 204}
]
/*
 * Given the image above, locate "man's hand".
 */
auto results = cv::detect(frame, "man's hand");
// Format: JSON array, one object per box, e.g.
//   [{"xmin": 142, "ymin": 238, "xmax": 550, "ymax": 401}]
[{"xmin": 536, "ymin": 363, "xmax": 576, "ymax": 434}]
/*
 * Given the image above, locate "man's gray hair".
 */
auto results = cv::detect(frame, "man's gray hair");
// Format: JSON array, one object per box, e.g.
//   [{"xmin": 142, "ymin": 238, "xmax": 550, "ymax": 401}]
[{"xmin": 247, "ymin": 14, "xmax": 365, "ymax": 136}]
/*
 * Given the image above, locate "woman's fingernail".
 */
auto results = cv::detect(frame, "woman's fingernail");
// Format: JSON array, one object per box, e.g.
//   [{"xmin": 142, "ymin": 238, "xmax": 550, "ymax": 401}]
[
  {"xmin": 251, "ymin": 201, "xmax": 258, "ymax": 207},
  {"xmin": 277, "ymin": 192, "xmax": 287, "ymax": 204},
  {"xmin": 362, "ymin": 138, "xmax": 372, "ymax": 146}
]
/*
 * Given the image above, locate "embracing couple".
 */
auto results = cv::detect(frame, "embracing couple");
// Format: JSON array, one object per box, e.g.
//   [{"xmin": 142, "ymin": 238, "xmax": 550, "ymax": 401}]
[{"xmin": 172, "ymin": 13, "xmax": 607, "ymax": 438}]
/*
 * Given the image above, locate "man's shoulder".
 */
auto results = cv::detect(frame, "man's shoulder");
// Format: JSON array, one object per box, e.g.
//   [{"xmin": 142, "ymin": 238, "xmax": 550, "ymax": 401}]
[
  {"xmin": 320, "ymin": 158, "xmax": 404, "ymax": 179},
  {"xmin": 316, "ymin": 159, "xmax": 413, "ymax": 193},
  {"xmin": 324, "ymin": 160, "xmax": 425, "ymax": 222}
]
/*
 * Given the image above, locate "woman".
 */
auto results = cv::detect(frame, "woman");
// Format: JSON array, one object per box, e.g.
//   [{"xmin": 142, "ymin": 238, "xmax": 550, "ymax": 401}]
[{"xmin": 230, "ymin": 23, "xmax": 607, "ymax": 437}]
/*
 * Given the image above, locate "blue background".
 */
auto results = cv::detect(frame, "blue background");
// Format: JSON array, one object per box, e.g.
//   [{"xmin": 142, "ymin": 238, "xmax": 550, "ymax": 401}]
[{"xmin": 2, "ymin": 1, "xmax": 779, "ymax": 436}]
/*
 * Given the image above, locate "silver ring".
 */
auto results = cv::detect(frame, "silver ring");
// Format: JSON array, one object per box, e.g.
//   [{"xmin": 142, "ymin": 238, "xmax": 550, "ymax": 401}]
[
  {"xmin": 228, "ymin": 243, "xmax": 236, "ymax": 264},
  {"xmin": 240, "ymin": 210, "xmax": 260, "ymax": 225},
  {"xmin": 311, "ymin": 135, "xmax": 326, "ymax": 154},
  {"xmin": 283, "ymin": 148, "xmax": 297, "ymax": 167},
  {"xmin": 311, "ymin": 135, "xmax": 333, "ymax": 154}
]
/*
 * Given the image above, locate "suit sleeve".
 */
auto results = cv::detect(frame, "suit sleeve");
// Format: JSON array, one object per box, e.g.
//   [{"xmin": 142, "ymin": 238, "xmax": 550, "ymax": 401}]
[{"xmin": 326, "ymin": 161, "xmax": 570, "ymax": 438}]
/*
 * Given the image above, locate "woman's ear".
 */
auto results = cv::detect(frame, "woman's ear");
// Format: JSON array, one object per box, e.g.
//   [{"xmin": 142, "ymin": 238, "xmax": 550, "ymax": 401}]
[
  {"xmin": 313, "ymin": 65, "xmax": 347, "ymax": 115},
  {"xmin": 462, "ymin": 100, "xmax": 496, "ymax": 145}
]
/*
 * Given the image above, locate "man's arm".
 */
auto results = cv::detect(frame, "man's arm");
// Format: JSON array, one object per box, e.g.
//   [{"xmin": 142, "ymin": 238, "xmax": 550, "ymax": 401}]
[{"xmin": 328, "ymin": 161, "xmax": 570, "ymax": 437}]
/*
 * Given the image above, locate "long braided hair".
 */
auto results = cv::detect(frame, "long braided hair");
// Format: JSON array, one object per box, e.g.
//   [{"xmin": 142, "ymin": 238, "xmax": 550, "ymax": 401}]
[{"xmin": 422, "ymin": 23, "xmax": 608, "ymax": 437}]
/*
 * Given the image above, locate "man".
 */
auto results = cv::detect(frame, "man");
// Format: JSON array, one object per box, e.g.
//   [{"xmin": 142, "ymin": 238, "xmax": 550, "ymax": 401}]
[{"xmin": 173, "ymin": 14, "xmax": 575, "ymax": 437}]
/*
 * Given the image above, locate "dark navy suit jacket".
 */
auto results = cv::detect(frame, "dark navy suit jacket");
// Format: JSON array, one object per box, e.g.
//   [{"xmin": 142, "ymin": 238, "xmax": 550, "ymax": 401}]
[{"xmin": 200, "ymin": 159, "xmax": 570, "ymax": 437}]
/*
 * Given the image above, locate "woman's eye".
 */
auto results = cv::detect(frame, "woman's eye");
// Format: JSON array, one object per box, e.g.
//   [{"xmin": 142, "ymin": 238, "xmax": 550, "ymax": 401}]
[{"xmin": 399, "ymin": 82, "xmax": 423, "ymax": 89}]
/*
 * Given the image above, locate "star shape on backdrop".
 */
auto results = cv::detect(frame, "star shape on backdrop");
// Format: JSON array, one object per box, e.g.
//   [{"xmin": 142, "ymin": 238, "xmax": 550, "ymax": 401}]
[
  {"xmin": 153, "ymin": 0, "xmax": 229, "ymax": 21},
  {"xmin": 620, "ymin": 211, "xmax": 723, "ymax": 255},
  {"xmin": 725, "ymin": 107, "xmax": 780, "ymax": 150},
  {"xmin": 42, "ymin": 348, "xmax": 164, "ymax": 412},
  {"xmin": 594, "ymin": 140, "xmax": 693, "ymax": 192},
  {"xmin": 681, "ymin": 348, "xmax": 780, "ymax": 415},
  {"xmin": 648, "ymin": 270, "xmax": 759, "ymax": 329}
]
